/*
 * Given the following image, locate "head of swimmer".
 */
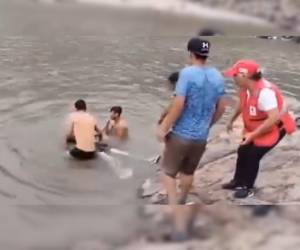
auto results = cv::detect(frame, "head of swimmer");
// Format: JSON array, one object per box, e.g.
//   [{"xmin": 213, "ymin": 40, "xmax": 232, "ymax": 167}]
[
  {"xmin": 110, "ymin": 106, "xmax": 122, "ymax": 121},
  {"xmin": 74, "ymin": 99, "xmax": 87, "ymax": 112},
  {"xmin": 168, "ymin": 71, "xmax": 179, "ymax": 89}
]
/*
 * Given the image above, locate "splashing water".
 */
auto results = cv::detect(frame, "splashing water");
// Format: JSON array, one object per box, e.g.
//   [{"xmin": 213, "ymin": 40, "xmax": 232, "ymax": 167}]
[{"xmin": 98, "ymin": 152, "xmax": 133, "ymax": 179}]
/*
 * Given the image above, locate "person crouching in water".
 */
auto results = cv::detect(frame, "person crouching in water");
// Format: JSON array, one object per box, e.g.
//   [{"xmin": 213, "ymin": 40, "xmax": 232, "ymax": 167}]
[
  {"xmin": 223, "ymin": 60, "xmax": 296, "ymax": 199},
  {"xmin": 103, "ymin": 106, "xmax": 129, "ymax": 140},
  {"xmin": 66, "ymin": 99, "xmax": 102, "ymax": 160}
]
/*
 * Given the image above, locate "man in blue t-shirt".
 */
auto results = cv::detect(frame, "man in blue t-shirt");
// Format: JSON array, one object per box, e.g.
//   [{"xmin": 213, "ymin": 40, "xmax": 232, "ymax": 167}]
[{"xmin": 157, "ymin": 37, "xmax": 226, "ymax": 205}]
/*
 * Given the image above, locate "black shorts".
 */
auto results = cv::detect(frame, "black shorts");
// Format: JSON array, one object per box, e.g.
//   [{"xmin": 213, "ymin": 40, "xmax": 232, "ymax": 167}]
[{"xmin": 69, "ymin": 147, "xmax": 97, "ymax": 160}]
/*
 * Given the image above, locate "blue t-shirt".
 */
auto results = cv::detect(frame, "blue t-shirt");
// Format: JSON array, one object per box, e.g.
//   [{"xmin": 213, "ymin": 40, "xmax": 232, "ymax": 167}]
[{"xmin": 172, "ymin": 65, "xmax": 225, "ymax": 140}]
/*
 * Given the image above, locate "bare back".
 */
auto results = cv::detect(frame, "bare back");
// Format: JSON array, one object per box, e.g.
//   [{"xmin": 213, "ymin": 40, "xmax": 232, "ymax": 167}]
[{"xmin": 67, "ymin": 111, "xmax": 98, "ymax": 152}]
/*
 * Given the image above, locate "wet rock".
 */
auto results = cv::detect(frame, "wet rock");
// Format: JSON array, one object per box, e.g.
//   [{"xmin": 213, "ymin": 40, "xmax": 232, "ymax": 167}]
[
  {"xmin": 121, "ymin": 204, "xmax": 300, "ymax": 249},
  {"xmin": 192, "ymin": 0, "xmax": 300, "ymax": 31},
  {"xmin": 293, "ymin": 36, "xmax": 300, "ymax": 43},
  {"xmin": 257, "ymin": 35, "xmax": 300, "ymax": 43},
  {"xmin": 198, "ymin": 28, "xmax": 223, "ymax": 36},
  {"xmin": 257, "ymin": 36, "xmax": 277, "ymax": 40}
]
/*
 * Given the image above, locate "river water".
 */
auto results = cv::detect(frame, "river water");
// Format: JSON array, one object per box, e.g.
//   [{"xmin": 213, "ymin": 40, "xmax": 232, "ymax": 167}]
[{"xmin": 0, "ymin": 0, "xmax": 299, "ymax": 249}]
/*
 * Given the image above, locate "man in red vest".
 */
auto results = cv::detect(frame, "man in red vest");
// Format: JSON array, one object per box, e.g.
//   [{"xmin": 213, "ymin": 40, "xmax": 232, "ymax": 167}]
[{"xmin": 223, "ymin": 60, "xmax": 296, "ymax": 199}]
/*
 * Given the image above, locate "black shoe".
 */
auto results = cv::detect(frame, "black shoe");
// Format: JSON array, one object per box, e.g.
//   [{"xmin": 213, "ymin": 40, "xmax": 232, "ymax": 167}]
[
  {"xmin": 222, "ymin": 180, "xmax": 242, "ymax": 190},
  {"xmin": 234, "ymin": 187, "xmax": 254, "ymax": 199}
]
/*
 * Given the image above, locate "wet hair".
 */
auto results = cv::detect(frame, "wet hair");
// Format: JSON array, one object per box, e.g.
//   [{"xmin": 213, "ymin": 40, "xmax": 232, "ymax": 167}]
[
  {"xmin": 110, "ymin": 106, "xmax": 122, "ymax": 115},
  {"xmin": 168, "ymin": 72, "xmax": 179, "ymax": 85},
  {"xmin": 74, "ymin": 99, "xmax": 86, "ymax": 111},
  {"xmin": 250, "ymin": 71, "xmax": 263, "ymax": 81}
]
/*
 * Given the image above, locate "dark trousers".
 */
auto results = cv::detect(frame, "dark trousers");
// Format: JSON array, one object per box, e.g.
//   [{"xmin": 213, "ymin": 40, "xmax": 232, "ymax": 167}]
[{"xmin": 233, "ymin": 129, "xmax": 286, "ymax": 189}]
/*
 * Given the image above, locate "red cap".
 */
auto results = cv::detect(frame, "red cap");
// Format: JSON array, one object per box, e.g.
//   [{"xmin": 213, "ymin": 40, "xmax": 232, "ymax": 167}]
[{"xmin": 224, "ymin": 60, "xmax": 261, "ymax": 77}]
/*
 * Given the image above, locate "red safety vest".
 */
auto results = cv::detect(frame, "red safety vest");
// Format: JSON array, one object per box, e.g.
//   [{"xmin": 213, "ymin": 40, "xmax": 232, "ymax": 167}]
[{"xmin": 240, "ymin": 79, "xmax": 296, "ymax": 147}]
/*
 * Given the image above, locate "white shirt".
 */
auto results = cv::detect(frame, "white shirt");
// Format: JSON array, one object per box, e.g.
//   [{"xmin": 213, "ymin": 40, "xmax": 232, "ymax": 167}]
[
  {"xmin": 258, "ymin": 88, "xmax": 278, "ymax": 111},
  {"xmin": 247, "ymin": 88, "xmax": 278, "ymax": 112}
]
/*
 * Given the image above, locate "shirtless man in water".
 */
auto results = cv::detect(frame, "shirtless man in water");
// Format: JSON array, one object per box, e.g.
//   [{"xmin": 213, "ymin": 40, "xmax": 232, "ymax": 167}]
[
  {"xmin": 66, "ymin": 99, "xmax": 102, "ymax": 160},
  {"xmin": 103, "ymin": 106, "xmax": 128, "ymax": 140}
]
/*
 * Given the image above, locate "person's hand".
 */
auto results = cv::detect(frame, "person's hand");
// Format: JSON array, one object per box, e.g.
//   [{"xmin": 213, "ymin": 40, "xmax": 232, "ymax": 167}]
[
  {"xmin": 241, "ymin": 132, "xmax": 255, "ymax": 145},
  {"xmin": 226, "ymin": 121, "xmax": 234, "ymax": 133},
  {"xmin": 95, "ymin": 132, "xmax": 103, "ymax": 142},
  {"xmin": 108, "ymin": 119, "xmax": 115, "ymax": 130},
  {"xmin": 156, "ymin": 126, "xmax": 168, "ymax": 143}
]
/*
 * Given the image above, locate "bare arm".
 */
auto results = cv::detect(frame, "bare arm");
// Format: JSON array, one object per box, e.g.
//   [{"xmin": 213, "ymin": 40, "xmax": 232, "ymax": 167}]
[
  {"xmin": 158, "ymin": 101, "xmax": 173, "ymax": 125},
  {"xmin": 103, "ymin": 120, "xmax": 112, "ymax": 135},
  {"xmin": 66, "ymin": 122, "xmax": 74, "ymax": 139},
  {"xmin": 159, "ymin": 96, "xmax": 185, "ymax": 134},
  {"xmin": 95, "ymin": 124, "xmax": 102, "ymax": 136},
  {"xmin": 226, "ymin": 97, "xmax": 242, "ymax": 132},
  {"xmin": 65, "ymin": 114, "xmax": 74, "ymax": 140},
  {"xmin": 230, "ymin": 98, "xmax": 242, "ymax": 124},
  {"xmin": 210, "ymin": 96, "xmax": 227, "ymax": 127}
]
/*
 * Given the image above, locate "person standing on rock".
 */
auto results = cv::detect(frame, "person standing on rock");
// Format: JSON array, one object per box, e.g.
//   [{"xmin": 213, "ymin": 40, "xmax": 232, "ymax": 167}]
[
  {"xmin": 157, "ymin": 37, "xmax": 227, "ymax": 205},
  {"xmin": 223, "ymin": 60, "xmax": 297, "ymax": 199}
]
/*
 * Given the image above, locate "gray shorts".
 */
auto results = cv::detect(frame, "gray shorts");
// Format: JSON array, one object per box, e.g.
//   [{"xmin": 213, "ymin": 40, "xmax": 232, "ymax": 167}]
[{"xmin": 161, "ymin": 133, "xmax": 207, "ymax": 178}]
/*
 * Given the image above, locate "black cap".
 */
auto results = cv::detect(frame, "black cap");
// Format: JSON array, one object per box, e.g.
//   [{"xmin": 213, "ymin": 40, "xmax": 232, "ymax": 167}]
[{"xmin": 187, "ymin": 37, "xmax": 210, "ymax": 56}]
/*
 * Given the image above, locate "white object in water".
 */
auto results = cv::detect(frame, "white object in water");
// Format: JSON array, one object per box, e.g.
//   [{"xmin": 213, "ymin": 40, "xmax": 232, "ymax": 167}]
[
  {"xmin": 99, "ymin": 152, "xmax": 133, "ymax": 179},
  {"xmin": 110, "ymin": 148, "xmax": 130, "ymax": 156},
  {"xmin": 110, "ymin": 147, "xmax": 158, "ymax": 164}
]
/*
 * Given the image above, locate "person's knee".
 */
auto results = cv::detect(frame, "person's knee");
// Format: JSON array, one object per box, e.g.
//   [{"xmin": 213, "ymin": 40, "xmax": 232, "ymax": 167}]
[
  {"xmin": 163, "ymin": 170, "xmax": 178, "ymax": 179},
  {"xmin": 179, "ymin": 173, "xmax": 194, "ymax": 186},
  {"xmin": 180, "ymin": 163, "xmax": 197, "ymax": 177}
]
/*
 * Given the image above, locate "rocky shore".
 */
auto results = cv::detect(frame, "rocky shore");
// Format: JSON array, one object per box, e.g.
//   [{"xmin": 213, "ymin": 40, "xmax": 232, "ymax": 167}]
[
  {"xmin": 139, "ymin": 96, "xmax": 300, "ymax": 206},
  {"xmin": 191, "ymin": 0, "xmax": 300, "ymax": 31},
  {"xmin": 114, "ymin": 97, "xmax": 300, "ymax": 249},
  {"xmin": 72, "ymin": 205, "xmax": 300, "ymax": 250}
]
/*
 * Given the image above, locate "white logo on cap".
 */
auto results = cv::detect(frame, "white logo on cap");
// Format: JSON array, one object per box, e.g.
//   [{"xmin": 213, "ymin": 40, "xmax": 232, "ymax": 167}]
[
  {"xmin": 239, "ymin": 68, "xmax": 248, "ymax": 74},
  {"xmin": 202, "ymin": 42, "xmax": 209, "ymax": 49}
]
